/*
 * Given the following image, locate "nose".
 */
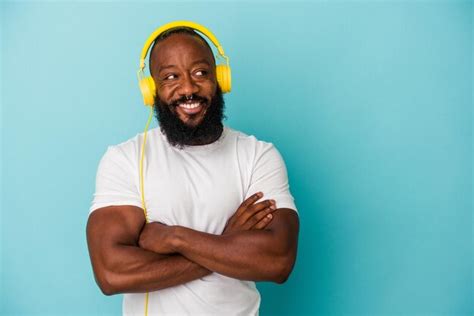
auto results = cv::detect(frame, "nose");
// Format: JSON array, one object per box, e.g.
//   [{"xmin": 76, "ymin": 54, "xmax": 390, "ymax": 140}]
[{"xmin": 178, "ymin": 73, "xmax": 199, "ymax": 97}]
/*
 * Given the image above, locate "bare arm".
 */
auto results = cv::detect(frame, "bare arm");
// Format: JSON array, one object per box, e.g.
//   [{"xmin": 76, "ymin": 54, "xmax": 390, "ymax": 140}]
[
  {"xmin": 86, "ymin": 193, "xmax": 277, "ymax": 295},
  {"xmin": 86, "ymin": 205, "xmax": 211, "ymax": 295},
  {"xmin": 175, "ymin": 208, "xmax": 299, "ymax": 283},
  {"xmin": 140, "ymin": 208, "xmax": 299, "ymax": 283}
]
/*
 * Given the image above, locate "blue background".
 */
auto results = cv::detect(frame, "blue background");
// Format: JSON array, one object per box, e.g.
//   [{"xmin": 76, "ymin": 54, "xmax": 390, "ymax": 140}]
[{"xmin": 1, "ymin": 1, "xmax": 472, "ymax": 315}]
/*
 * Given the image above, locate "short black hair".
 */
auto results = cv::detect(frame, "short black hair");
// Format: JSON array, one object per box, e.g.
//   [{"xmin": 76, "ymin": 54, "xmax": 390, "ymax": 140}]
[{"xmin": 149, "ymin": 27, "xmax": 215, "ymax": 76}]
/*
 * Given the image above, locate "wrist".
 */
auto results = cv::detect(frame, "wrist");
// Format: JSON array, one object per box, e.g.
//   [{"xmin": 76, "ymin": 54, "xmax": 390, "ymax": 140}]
[{"xmin": 169, "ymin": 225, "xmax": 186, "ymax": 253}]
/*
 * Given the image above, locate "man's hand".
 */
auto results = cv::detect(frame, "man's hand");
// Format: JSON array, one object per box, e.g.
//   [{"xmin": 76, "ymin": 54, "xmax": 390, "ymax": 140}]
[
  {"xmin": 222, "ymin": 192, "xmax": 276, "ymax": 235},
  {"xmin": 139, "ymin": 192, "xmax": 277, "ymax": 254}
]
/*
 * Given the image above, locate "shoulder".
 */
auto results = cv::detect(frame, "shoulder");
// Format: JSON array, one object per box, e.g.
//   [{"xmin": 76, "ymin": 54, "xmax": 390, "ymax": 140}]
[
  {"xmin": 226, "ymin": 126, "xmax": 276, "ymax": 153},
  {"xmin": 102, "ymin": 127, "xmax": 162, "ymax": 163},
  {"xmin": 226, "ymin": 126, "xmax": 283, "ymax": 164}
]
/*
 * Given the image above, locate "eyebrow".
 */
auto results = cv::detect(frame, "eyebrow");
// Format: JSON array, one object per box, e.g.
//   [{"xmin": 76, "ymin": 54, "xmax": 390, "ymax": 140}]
[
  {"xmin": 158, "ymin": 59, "xmax": 211, "ymax": 74},
  {"xmin": 192, "ymin": 59, "xmax": 211, "ymax": 66},
  {"xmin": 157, "ymin": 65, "xmax": 176, "ymax": 73}
]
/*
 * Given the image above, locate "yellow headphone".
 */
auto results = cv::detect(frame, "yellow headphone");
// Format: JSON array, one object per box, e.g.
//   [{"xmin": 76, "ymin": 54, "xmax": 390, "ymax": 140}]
[{"xmin": 137, "ymin": 20, "xmax": 232, "ymax": 107}]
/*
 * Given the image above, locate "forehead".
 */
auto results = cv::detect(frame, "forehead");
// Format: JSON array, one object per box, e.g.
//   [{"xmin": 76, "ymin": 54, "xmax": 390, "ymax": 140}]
[{"xmin": 151, "ymin": 33, "xmax": 214, "ymax": 70}]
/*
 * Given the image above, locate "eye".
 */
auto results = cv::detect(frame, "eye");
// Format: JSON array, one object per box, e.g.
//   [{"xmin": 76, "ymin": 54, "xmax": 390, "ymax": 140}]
[
  {"xmin": 163, "ymin": 74, "xmax": 177, "ymax": 80},
  {"xmin": 195, "ymin": 70, "xmax": 208, "ymax": 77}
]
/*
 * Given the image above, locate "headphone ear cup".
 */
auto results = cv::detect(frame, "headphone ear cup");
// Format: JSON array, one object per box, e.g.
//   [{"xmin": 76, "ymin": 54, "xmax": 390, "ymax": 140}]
[
  {"xmin": 139, "ymin": 76, "xmax": 156, "ymax": 106},
  {"xmin": 216, "ymin": 64, "xmax": 232, "ymax": 93}
]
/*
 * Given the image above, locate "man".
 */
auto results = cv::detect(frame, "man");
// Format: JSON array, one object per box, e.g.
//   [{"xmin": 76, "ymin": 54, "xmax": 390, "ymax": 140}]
[{"xmin": 86, "ymin": 25, "xmax": 299, "ymax": 315}]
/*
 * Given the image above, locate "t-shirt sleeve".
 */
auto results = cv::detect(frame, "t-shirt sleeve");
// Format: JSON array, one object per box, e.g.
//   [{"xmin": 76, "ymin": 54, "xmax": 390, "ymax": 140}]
[
  {"xmin": 89, "ymin": 146, "xmax": 143, "ymax": 214},
  {"xmin": 246, "ymin": 142, "xmax": 298, "ymax": 214}
]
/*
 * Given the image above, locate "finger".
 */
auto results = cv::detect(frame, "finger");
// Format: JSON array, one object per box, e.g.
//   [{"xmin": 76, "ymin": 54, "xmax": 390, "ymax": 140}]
[
  {"xmin": 253, "ymin": 213, "xmax": 274, "ymax": 229},
  {"xmin": 235, "ymin": 192, "xmax": 263, "ymax": 217},
  {"xmin": 242, "ymin": 203, "xmax": 276, "ymax": 229},
  {"xmin": 239, "ymin": 199, "xmax": 275, "ymax": 224},
  {"xmin": 252, "ymin": 206, "xmax": 278, "ymax": 225}
]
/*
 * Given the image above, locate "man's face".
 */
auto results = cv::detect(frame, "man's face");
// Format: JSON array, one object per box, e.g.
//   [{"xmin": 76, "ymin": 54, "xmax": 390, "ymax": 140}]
[{"xmin": 150, "ymin": 33, "xmax": 217, "ymax": 127}]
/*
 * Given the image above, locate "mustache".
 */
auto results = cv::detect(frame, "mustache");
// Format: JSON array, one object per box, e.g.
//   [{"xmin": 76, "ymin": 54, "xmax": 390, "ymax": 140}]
[{"xmin": 170, "ymin": 94, "xmax": 209, "ymax": 107}]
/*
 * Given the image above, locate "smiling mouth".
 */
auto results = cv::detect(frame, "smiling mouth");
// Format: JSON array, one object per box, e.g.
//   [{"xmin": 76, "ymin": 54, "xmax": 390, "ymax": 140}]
[{"xmin": 176, "ymin": 101, "xmax": 207, "ymax": 115}]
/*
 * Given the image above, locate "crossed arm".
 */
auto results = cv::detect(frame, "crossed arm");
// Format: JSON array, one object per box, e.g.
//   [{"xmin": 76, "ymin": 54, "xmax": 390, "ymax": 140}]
[{"xmin": 86, "ymin": 194, "xmax": 299, "ymax": 295}]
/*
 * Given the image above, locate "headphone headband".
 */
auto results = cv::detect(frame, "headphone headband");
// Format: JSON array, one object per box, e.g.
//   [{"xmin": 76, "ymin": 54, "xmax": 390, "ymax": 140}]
[
  {"xmin": 137, "ymin": 20, "xmax": 232, "ymax": 105},
  {"xmin": 139, "ymin": 20, "xmax": 227, "ymax": 69}
]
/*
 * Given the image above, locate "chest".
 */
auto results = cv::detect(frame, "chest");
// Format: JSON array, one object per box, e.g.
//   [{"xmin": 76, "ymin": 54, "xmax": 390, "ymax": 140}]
[{"xmin": 144, "ymin": 148, "xmax": 248, "ymax": 234}]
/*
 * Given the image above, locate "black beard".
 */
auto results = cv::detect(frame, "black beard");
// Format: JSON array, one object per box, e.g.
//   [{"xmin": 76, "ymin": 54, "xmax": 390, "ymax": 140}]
[{"xmin": 154, "ymin": 86, "xmax": 226, "ymax": 149}]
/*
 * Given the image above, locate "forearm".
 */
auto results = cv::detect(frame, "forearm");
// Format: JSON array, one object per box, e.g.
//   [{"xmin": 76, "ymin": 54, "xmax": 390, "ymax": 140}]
[
  {"xmin": 171, "ymin": 227, "xmax": 289, "ymax": 283},
  {"xmin": 95, "ymin": 245, "xmax": 211, "ymax": 295},
  {"xmin": 137, "ymin": 209, "xmax": 298, "ymax": 283}
]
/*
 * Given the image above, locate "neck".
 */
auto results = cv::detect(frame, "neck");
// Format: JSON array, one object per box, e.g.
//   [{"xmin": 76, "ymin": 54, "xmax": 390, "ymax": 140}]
[{"xmin": 183, "ymin": 124, "xmax": 224, "ymax": 146}]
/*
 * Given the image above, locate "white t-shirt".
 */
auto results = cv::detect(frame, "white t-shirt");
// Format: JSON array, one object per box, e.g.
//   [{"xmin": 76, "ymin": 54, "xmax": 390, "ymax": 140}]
[{"xmin": 90, "ymin": 125, "xmax": 297, "ymax": 316}]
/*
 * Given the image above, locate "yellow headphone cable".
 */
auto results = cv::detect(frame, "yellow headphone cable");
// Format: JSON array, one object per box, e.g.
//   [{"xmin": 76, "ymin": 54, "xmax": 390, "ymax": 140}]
[
  {"xmin": 137, "ymin": 20, "xmax": 231, "ymax": 315},
  {"xmin": 139, "ymin": 106, "xmax": 154, "ymax": 315}
]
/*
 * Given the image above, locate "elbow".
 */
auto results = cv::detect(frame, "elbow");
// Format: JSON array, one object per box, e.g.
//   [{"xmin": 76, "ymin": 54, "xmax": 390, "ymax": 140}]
[
  {"xmin": 99, "ymin": 281, "xmax": 117, "ymax": 296},
  {"xmin": 274, "ymin": 273, "xmax": 289, "ymax": 284},
  {"xmin": 95, "ymin": 269, "xmax": 121, "ymax": 296},
  {"xmin": 273, "ymin": 263, "xmax": 291, "ymax": 284},
  {"xmin": 271, "ymin": 255, "xmax": 296, "ymax": 284},
  {"xmin": 99, "ymin": 284, "xmax": 116, "ymax": 296}
]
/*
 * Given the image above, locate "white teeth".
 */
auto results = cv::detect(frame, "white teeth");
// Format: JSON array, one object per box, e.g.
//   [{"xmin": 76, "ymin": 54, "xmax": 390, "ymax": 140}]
[{"xmin": 179, "ymin": 102, "xmax": 201, "ymax": 109}]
